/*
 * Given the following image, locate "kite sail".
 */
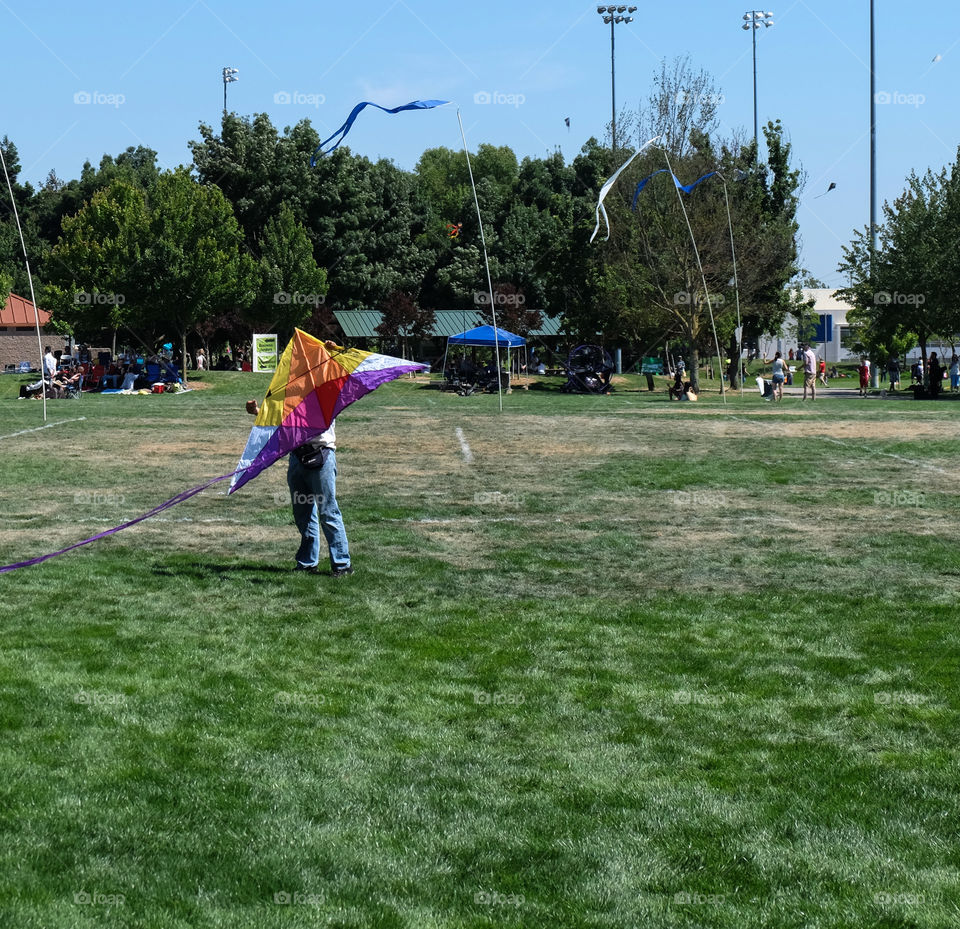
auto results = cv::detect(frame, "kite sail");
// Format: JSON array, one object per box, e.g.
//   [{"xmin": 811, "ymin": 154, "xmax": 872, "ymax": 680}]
[
  {"xmin": 310, "ymin": 99, "xmax": 449, "ymax": 164},
  {"xmin": 231, "ymin": 329, "xmax": 427, "ymax": 493},
  {"xmin": 589, "ymin": 135, "xmax": 660, "ymax": 243}
]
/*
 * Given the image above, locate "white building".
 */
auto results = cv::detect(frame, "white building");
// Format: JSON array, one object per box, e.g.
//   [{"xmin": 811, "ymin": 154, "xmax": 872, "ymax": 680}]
[{"xmin": 758, "ymin": 288, "xmax": 858, "ymax": 364}]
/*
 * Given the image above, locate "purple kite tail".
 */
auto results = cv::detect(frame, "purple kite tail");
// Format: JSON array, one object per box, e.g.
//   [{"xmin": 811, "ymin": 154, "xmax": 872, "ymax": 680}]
[{"xmin": 0, "ymin": 471, "xmax": 237, "ymax": 575}]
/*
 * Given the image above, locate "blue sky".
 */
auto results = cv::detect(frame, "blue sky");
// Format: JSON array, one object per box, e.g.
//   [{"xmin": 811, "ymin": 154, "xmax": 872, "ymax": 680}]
[{"xmin": 2, "ymin": 0, "xmax": 956, "ymax": 287}]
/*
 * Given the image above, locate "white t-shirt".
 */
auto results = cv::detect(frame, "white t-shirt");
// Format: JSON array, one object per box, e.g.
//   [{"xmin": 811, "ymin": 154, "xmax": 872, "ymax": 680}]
[{"xmin": 44, "ymin": 352, "xmax": 56, "ymax": 378}]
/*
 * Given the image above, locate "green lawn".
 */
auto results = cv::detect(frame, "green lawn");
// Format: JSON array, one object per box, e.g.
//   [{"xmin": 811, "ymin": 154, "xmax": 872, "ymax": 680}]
[{"xmin": 0, "ymin": 373, "xmax": 958, "ymax": 928}]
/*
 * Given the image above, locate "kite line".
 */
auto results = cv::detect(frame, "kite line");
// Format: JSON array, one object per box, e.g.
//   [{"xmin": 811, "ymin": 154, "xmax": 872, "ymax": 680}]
[
  {"xmin": 631, "ymin": 161, "xmax": 747, "ymax": 399},
  {"xmin": 660, "ymin": 148, "xmax": 727, "ymax": 405},
  {"xmin": 0, "ymin": 142, "xmax": 46, "ymax": 420},
  {"xmin": 455, "ymin": 107, "xmax": 503, "ymax": 412}
]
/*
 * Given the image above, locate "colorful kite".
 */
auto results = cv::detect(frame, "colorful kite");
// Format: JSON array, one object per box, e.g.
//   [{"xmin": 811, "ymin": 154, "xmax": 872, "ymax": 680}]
[
  {"xmin": 310, "ymin": 99, "xmax": 449, "ymax": 164},
  {"xmin": 230, "ymin": 329, "xmax": 427, "ymax": 493},
  {"xmin": 590, "ymin": 136, "xmax": 660, "ymax": 243}
]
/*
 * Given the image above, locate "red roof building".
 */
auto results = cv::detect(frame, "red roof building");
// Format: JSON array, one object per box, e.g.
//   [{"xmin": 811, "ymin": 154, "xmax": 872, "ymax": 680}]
[
  {"xmin": 1, "ymin": 293, "xmax": 52, "ymax": 370},
  {"xmin": 0, "ymin": 292, "xmax": 50, "ymax": 327}
]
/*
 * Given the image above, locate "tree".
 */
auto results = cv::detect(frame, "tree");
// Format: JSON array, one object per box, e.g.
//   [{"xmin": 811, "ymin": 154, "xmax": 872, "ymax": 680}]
[
  {"xmin": 139, "ymin": 169, "xmax": 254, "ymax": 366},
  {"xmin": 249, "ymin": 203, "xmax": 328, "ymax": 339},
  {"xmin": 375, "ymin": 290, "xmax": 435, "ymax": 358},
  {"xmin": 837, "ymin": 151, "xmax": 960, "ymax": 365},
  {"xmin": 47, "ymin": 179, "xmax": 149, "ymax": 343}
]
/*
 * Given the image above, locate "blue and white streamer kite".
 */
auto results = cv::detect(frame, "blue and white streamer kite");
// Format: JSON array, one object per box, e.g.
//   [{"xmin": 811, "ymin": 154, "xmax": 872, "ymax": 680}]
[
  {"xmin": 631, "ymin": 170, "xmax": 718, "ymax": 208},
  {"xmin": 589, "ymin": 135, "xmax": 660, "ymax": 243},
  {"xmin": 310, "ymin": 99, "xmax": 449, "ymax": 164}
]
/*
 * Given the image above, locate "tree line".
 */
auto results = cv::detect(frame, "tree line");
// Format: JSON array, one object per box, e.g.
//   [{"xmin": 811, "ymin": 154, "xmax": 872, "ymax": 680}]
[{"xmin": 0, "ymin": 59, "xmax": 808, "ymax": 387}]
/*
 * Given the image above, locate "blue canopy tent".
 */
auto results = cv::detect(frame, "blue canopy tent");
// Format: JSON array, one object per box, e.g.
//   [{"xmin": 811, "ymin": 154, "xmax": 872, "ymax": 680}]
[{"xmin": 442, "ymin": 325, "xmax": 527, "ymax": 395}]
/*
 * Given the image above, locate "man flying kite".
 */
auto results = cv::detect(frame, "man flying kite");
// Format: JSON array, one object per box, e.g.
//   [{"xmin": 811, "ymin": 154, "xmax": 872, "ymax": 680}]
[{"xmin": 238, "ymin": 331, "xmax": 427, "ymax": 577}]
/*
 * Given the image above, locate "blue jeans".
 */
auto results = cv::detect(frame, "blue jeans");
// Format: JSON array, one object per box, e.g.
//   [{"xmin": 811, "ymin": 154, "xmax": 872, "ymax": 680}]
[{"xmin": 287, "ymin": 451, "xmax": 350, "ymax": 571}]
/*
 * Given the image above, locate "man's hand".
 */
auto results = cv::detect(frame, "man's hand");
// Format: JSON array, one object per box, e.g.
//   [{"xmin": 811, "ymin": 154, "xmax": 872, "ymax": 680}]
[
  {"xmin": 324, "ymin": 340, "xmax": 341, "ymax": 351},
  {"xmin": 245, "ymin": 399, "xmax": 259, "ymax": 416}
]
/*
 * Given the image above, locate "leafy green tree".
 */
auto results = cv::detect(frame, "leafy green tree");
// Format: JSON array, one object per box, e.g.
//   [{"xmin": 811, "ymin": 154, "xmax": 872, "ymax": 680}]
[
  {"xmin": 837, "ymin": 151, "xmax": 960, "ymax": 364},
  {"xmin": 139, "ymin": 169, "xmax": 253, "ymax": 365},
  {"xmin": 47, "ymin": 179, "xmax": 149, "ymax": 342},
  {"xmin": 250, "ymin": 203, "xmax": 328, "ymax": 339}
]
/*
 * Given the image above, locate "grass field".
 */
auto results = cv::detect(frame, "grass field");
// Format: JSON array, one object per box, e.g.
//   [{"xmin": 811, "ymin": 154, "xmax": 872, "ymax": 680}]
[{"xmin": 1, "ymin": 371, "xmax": 958, "ymax": 928}]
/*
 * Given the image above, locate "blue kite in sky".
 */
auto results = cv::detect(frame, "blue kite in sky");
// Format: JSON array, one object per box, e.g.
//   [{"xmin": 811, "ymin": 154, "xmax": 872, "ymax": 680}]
[{"xmin": 310, "ymin": 99, "xmax": 449, "ymax": 164}]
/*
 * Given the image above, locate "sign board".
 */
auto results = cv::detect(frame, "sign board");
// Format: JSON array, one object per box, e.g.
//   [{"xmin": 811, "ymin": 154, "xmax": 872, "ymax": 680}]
[
  {"xmin": 253, "ymin": 333, "xmax": 278, "ymax": 372},
  {"xmin": 641, "ymin": 357, "xmax": 664, "ymax": 375},
  {"xmin": 813, "ymin": 314, "xmax": 834, "ymax": 343}
]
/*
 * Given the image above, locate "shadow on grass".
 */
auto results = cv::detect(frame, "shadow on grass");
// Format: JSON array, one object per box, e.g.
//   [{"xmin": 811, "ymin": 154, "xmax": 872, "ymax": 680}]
[{"xmin": 151, "ymin": 560, "xmax": 293, "ymax": 581}]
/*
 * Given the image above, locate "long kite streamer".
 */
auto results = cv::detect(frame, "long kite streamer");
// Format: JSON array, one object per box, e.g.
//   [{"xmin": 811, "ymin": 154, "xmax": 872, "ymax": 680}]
[
  {"xmin": 310, "ymin": 99, "xmax": 449, "ymax": 164},
  {"xmin": 589, "ymin": 136, "xmax": 660, "ymax": 243},
  {"xmin": 631, "ymin": 170, "xmax": 718, "ymax": 208},
  {"xmin": 0, "ymin": 472, "xmax": 236, "ymax": 574}
]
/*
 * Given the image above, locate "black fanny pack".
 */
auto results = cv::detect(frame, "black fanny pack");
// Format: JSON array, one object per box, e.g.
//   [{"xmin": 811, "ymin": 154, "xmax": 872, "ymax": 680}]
[{"xmin": 293, "ymin": 444, "xmax": 329, "ymax": 469}]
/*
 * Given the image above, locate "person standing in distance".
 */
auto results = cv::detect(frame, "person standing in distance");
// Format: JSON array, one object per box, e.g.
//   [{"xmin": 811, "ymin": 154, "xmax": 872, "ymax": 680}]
[
  {"xmin": 245, "ymin": 340, "xmax": 352, "ymax": 577},
  {"xmin": 801, "ymin": 343, "xmax": 817, "ymax": 401}
]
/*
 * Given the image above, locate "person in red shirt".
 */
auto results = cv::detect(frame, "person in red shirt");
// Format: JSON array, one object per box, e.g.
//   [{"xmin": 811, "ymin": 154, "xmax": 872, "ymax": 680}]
[
  {"xmin": 858, "ymin": 357, "xmax": 869, "ymax": 397},
  {"xmin": 818, "ymin": 357, "xmax": 828, "ymax": 387}
]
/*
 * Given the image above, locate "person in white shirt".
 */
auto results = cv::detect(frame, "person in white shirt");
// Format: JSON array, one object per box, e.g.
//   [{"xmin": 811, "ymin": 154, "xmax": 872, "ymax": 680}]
[{"xmin": 801, "ymin": 344, "xmax": 817, "ymax": 401}]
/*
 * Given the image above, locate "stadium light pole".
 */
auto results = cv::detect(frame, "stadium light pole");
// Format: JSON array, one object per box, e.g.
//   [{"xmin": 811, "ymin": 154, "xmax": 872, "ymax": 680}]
[
  {"xmin": 742, "ymin": 11, "xmax": 774, "ymax": 161},
  {"xmin": 596, "ymin": 5, "xmax": 637, "ymax": 151},
  {"xmin": 222, "ymin": 67, "xmax": 239, "ymax": 115},
  {"xmin": 869, "ymin": 0, "xmax": 877, "ymax": 273}
]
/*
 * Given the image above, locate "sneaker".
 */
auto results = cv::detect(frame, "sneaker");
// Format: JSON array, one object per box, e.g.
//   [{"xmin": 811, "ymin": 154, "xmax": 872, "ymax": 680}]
[
  {"xmin": 294, "ymin": 564, "xmax": 319, "ymax": 574},
  {"xmin": 331, "ymin": 566, "xmax": 354, "ymax": 578}
]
